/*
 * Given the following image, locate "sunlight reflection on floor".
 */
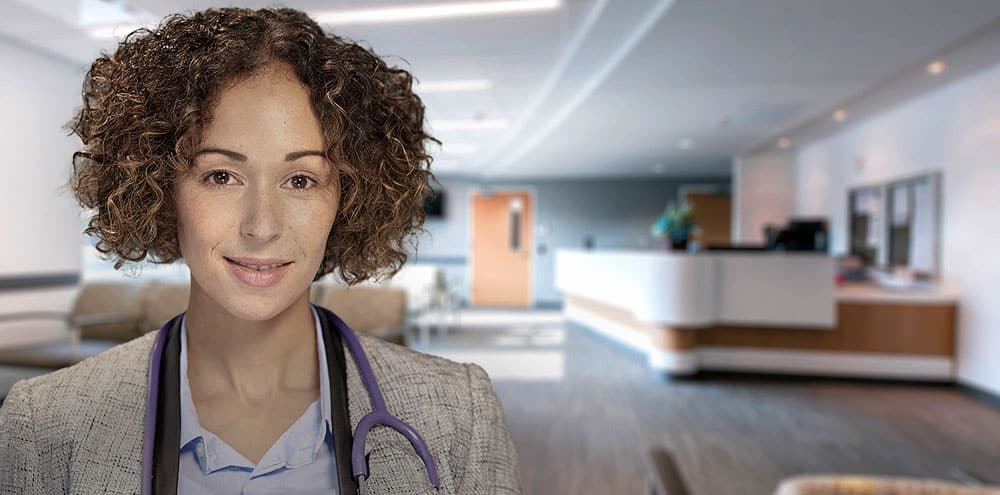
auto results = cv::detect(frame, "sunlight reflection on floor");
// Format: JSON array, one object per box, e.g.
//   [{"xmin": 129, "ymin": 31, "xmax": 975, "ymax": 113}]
[{"xmin": 411, "ymin": 309, "xmax": 567, "ymax": 381}]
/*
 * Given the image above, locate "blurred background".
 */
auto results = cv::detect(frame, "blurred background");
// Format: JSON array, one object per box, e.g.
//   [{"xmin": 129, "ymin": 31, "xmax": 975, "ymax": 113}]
[{"xmin": 2, "ymin": 0, "xmax": 1000, "ymax": 493}]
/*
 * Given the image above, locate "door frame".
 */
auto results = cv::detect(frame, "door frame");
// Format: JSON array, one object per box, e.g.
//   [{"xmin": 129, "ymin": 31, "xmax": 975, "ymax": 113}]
[{"xmin": 466, "ymin": 185, "xmax": 538, "ymax": 308}]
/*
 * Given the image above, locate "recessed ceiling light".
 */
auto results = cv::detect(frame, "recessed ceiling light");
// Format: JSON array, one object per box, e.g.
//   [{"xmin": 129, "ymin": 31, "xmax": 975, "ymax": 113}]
[
  {"xmin": 777, "ymin": 137, "xmax": 791, "ymax": 149},
  {"xmin": 416, "ymin": 79, "xmax": 494, "ymax": 93},
  {"xmin": 312, "ymin": 0, "xmax": 560, "ymax": 26},
  {"xmin": 432, "ymin": 118, "xmax": 510, "ymax": 131},
  {"xmin": 677, "ymin": 138, "xmax": 694, "ymax": 150},
  {"xmin": 926, "ymin": 60, "xmax": 946, "ymax": 75},
  {"xmin": 832, "ymin": 109, "xmax": 848, "ymax": 123}
]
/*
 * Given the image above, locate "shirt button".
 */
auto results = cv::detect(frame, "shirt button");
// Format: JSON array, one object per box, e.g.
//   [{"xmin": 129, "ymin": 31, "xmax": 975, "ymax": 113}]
[{"xmin": 195, "ymin": 443, "xmax": 207, "ymax": 467}]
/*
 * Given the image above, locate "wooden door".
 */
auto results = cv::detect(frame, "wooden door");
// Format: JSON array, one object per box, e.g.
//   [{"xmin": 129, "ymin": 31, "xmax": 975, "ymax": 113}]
[
  {"xmin": 470, "ymin": 190, "xmax": 532, "ymax": 307},
  {"xmin": 687, "ymin": 192, "xmax": 731, "ymax": 246}
]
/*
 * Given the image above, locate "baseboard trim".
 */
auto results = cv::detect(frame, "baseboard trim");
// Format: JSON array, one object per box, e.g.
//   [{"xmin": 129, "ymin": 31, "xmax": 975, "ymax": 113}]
[
  {"xmin": 533, "ymin": 300, "xmax": 564, "ymax": 310},
  {"xmin": 959, "ymin": 383, "xmax": 1000, "ymax": 412},
  {"xmin": 679, "ymin": 370, "xmax": 955, "ymax": 388},
  {"xmin": 699, "ymin": 347, "xmax": 953, "ymax": 381}
]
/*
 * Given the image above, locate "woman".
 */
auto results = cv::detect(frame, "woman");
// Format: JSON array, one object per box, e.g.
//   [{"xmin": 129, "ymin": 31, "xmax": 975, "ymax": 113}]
[{"xmin": 0, "ymin": 7, "xmax": 521, "ymax": 494}]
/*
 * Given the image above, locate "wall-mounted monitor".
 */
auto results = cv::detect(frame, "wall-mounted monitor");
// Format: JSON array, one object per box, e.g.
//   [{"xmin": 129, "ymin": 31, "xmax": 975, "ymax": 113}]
[{"xmin": 424, "ymin": 188, "xmax": 445, "ymax": 218}]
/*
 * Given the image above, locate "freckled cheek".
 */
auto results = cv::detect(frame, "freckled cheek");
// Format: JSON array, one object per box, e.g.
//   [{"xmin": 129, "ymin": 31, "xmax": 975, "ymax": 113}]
[
  {"xmin": 176, "ymin": 193, "xmax": 238, "ymax": 254},
  {"xmin": 288, "ymin": 203, "xmax": 337, "ymax": 248}
]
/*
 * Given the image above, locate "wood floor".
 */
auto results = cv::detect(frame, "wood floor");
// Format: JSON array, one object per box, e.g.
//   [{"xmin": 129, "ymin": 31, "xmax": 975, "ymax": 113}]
[{"xmin": 416, "ymin": 312, "xmax": 1000, "ymax": 495}]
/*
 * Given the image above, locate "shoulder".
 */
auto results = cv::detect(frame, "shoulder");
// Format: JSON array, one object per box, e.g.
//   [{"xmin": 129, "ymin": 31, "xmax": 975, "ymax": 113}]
[
  {"xmin": 357, "ymin": 333, "xmax": 477, "ymax": 384},
  {"xmin": 349, "ymin": 335, "xmax": 522, "ymax": 493},
  {"xmin": 10, "ymin": 332, "xmax": 156, "ymax": 403},
  {"xmin": 353, "ymin": 333, "xmax": 499, "ymax": 408},
  {"xmin": 0, "ymin": 332, "xmax": 156, "ymax": 486},
  {"xmin": 2, "ymin": 332, "xmax": 156, "ymax": 437},
  {"xmin": 353, "ymin": 333, "xmax": 492, "ymax": 414}
]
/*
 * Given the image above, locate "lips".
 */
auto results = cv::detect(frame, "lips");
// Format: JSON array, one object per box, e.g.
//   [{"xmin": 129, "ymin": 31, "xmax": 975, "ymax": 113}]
[
  {"xmin": 224, "ymin": 257, "xmax": 293, "ymax": 288},
  {"xmin": 224, "ymin": 256, "xmax": 292, "ymax": 268},
  {"xmin": 225, "ymin": 258, "xmax": 290, "ymax": 271}
]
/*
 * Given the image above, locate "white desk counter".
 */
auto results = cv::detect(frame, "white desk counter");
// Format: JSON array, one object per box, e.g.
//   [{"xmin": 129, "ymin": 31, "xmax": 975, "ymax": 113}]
[
  {"xmin": 555, "ymin": 249, "xmax": 836, "ymax": 328},
  {"xmin": 555, "ymin": 249, "xmax": 956, "ymax": 381}
]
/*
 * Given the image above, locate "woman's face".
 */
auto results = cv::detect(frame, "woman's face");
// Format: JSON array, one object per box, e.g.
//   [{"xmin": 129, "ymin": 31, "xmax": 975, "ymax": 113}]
[{"xmin": 173, "ymin": 63, "xmax": 339, "ymax": 321}]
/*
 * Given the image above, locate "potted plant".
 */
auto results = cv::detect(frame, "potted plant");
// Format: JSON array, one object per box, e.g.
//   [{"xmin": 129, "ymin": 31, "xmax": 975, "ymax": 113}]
[{"xmin": 651, "ymin": 202, "xmax": 695, "ymax": 250}]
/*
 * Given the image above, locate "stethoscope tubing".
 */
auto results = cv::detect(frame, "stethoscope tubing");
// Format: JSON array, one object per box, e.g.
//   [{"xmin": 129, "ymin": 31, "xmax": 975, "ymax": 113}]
[
  {"xmin": 328, "ymin": 305, "xmax": 440, "ymax": 488},
  {"xmin": 139, "ymin": 305, "xmax": 441, "ymax": 494}
]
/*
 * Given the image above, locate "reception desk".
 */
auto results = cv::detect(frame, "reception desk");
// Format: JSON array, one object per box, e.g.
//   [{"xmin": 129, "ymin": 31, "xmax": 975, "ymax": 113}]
[{"xmin": 555, "ymin": 249, "xmax": 957, "ymax": 380}]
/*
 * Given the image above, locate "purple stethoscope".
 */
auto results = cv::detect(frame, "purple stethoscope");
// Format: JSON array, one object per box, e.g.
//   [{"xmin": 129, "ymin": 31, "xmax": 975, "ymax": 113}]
[{"xmin": 139, "ymin": 304, "xmax": 440, "ymax": 494}]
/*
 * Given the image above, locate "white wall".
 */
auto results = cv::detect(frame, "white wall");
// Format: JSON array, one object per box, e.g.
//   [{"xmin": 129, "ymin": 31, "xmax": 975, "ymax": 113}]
[
  {"xmin": 0, "ymin": 39, "xmax": 85, "ymax": 340},
  {"xmin": 0, "ymin": 39, "xmax": 84, "ymax": 278},
  {"xmin": 797, "ymin": 61, "xmax": 1000, "ymax": 395},
  {"xmin": 732, "ymin": 150, "xmax": 796, "ymax": 243}
]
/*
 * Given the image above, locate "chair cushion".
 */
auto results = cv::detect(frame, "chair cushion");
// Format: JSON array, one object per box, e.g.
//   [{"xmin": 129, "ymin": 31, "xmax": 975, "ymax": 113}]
[
  {"xmin": 71, "ymin": 282, "xmax": 146, "ymax": 341},
  {"xmin": 776, "ymin": 476, "xmax": 1000, "ymax": 495},
  {"xmin": 314, "ymin": 285, "xmax": 407, "ymax": 344},
  {"xmin": 139, "ymin": 281, "xmax": 190, "ymax": 334}
]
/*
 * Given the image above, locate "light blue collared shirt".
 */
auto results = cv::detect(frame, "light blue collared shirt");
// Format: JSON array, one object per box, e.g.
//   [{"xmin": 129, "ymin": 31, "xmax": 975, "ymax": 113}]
[{"xmin": 177, "ymin": 305, "xmax": 340, "ymax": 494}]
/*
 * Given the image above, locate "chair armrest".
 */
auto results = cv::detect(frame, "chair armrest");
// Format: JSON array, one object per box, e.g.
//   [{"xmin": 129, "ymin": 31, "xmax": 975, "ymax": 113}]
[
  {"xmin": 644, "ymin": 448, "xmax": 690, "ymax": 495},
  {"xmin": 951, "ymin": 467, "xmax": 998, "ymax": 487},
  {"xmin": 0, "ymin": 311, "xmax": 71, "ymax": 324},
  {"xmin": 69, "ymin": 312, "xmax": 137, "ymax": 328}
]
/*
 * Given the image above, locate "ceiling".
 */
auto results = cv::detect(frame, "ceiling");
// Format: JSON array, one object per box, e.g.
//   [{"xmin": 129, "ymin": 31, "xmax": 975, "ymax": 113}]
[{"xmin": 2, "ymin": 0, "xmax": 1000, "ymax": 180}]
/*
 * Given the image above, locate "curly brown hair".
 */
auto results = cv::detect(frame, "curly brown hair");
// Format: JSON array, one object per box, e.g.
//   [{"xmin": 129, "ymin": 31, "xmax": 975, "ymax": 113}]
[{"xmin": 69, "ymin": 7, "xmax": 439, "ymax": 285}]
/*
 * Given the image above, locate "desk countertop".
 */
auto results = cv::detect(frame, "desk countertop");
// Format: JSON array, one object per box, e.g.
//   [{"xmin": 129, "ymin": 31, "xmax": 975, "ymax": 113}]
[{"xmin": 836, "ymin": 282, "xmax": 959, "ymax": 305}]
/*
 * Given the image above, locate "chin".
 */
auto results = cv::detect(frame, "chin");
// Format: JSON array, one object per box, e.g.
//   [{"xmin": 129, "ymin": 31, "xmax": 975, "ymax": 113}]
[{"xmin": 218, "ymin": 296, "xmax": 296, "ymax": 322}]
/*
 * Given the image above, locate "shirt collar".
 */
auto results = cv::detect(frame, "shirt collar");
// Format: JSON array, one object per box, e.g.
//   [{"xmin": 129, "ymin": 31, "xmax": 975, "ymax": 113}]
[{"xmin": 177, "ymin": 304, "xmax": 334, "ymax": 471}]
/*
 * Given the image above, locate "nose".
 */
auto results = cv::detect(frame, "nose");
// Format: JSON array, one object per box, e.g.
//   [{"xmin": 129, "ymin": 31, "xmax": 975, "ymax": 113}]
[{"xmin": 240, "ymin": 184, "xmax": 283, "ymax": 242}]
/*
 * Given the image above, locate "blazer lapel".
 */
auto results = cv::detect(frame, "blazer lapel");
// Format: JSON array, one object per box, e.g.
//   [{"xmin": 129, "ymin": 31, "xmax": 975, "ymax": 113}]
[{"xmin": 152, "ymin": 314, "xmax": 183, "ymax": 495}]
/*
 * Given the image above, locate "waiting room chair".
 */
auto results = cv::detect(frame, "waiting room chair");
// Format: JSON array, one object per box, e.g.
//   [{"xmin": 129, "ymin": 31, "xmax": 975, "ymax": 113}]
[
  {"xmin": 776, "ymin": 476, "xmax": 1000, "ymax": 495},
  {"xmin": 643, "ymin": 447, "xmax": 1000, "ymax": 495},
  {"xmin": 311, "ymin": 284, "xmax": 409, "ymax": 346}
]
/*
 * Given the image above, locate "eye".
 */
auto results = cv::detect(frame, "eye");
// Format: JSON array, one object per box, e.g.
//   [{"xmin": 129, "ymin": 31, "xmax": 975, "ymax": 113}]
[
  {"xmin": 204, "ymin": 170, "xmax": 236, "ymax": 189},
  {"xmin": 286, "ymin": 174, "xmax": 317, "ymax": 191}
]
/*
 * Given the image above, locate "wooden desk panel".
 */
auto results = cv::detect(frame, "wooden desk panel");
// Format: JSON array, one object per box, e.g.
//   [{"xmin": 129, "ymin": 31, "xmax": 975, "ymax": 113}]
[
  {"xmin": 566, "ymin": 294, "xmax": 955, "ymax": 357},
  {"xmin": 698, "ymin": 303, "xmax": 955, "ymax": 356}
]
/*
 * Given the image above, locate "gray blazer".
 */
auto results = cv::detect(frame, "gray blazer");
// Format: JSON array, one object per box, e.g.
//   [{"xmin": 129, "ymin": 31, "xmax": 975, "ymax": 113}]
[{"xmin": 0, "ymin": 330, "xmax": 522, "ymax": 494}]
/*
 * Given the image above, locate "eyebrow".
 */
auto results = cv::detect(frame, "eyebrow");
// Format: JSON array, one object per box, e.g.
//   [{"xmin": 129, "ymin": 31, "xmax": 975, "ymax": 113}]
[{"xmin": 194, "ymin": 148, "xmax": 326, "ymax": 162}]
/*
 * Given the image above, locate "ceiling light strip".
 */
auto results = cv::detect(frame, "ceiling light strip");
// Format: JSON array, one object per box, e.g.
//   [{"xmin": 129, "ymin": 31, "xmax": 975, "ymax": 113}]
[
  {"xmin": 88, "ymin": 23, "xmax": 151, "ymax": 39},
  {"xmin": 417, "ymin": 79, "xmax": 494, "ymax": 93},
  {"xmin": 313, "ymin": 0, "xmax": 560, "ymax": 26},
  {"xmin": 432, "ymin": 119, "xmax": 510, "ymax": 131}
]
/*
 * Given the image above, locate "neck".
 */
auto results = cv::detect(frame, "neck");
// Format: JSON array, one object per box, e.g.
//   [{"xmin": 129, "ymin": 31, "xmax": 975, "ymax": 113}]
[{"xmin": 183, "ymin": 284, "xmax": 319, "ymax": 402}]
